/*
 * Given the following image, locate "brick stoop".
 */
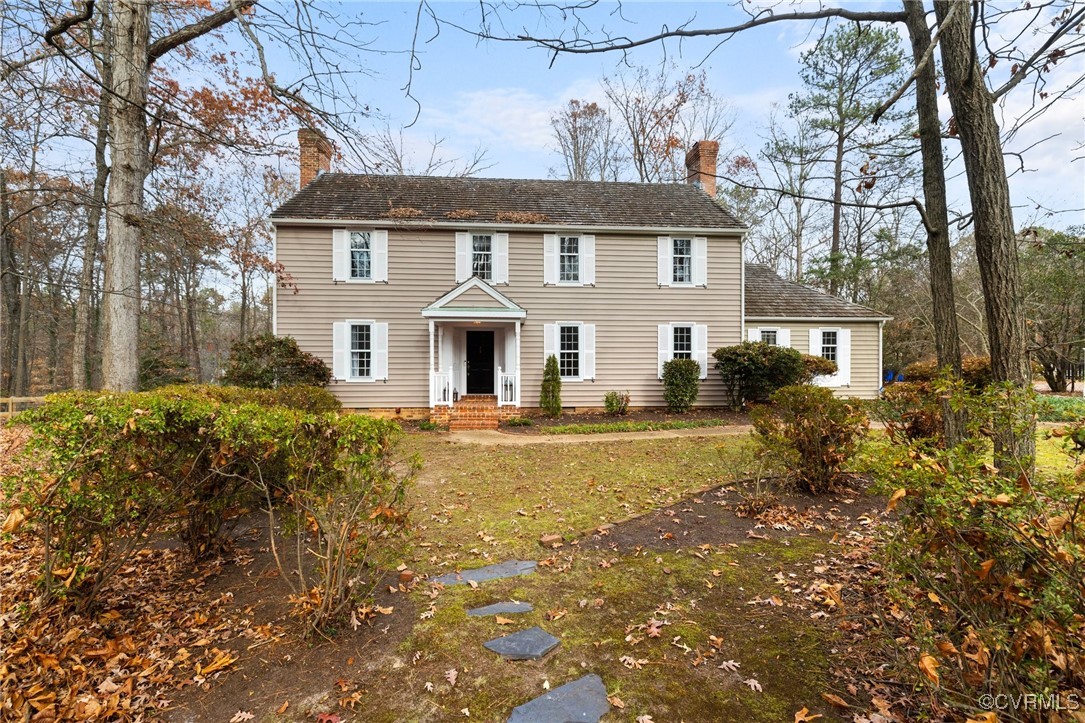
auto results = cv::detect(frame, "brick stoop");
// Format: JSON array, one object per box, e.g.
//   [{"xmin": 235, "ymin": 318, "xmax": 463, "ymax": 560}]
[{"xmin": 433, "ymin": 395, "xmax": 513, "ymax": 431}]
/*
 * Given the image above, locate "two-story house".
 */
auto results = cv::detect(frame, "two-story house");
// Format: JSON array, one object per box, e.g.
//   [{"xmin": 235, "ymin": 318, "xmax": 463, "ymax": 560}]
[{"xmin": 271, "ymin": 130, "xmax": 889, "ymax": 427}]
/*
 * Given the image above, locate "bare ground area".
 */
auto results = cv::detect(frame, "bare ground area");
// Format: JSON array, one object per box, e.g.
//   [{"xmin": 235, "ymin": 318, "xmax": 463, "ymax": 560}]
[{"xmin": 20, "ymin": 427, "xmax": 1070, "ymax": 721}]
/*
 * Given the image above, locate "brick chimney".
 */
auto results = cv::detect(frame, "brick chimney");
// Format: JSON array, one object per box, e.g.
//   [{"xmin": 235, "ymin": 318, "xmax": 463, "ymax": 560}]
[
  {"xmin": 685, "ymin": 140, "xmax": 719, "ymax": 198},
  {"xmin": 298, "ymin": 128, "xmax": 332, "ymax": 188}
]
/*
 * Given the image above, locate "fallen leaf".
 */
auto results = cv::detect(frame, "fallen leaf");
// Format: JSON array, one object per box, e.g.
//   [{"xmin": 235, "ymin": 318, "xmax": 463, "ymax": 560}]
[
  {"xmin": 886, "ymin": 488, "xmax": 906, "ymax": 512},
  {"xmin": 445, "ymin": 668, "xmax": 458, "ymax": 687},
  {"xmin": 467, "ymin": 579, "xmax": 479, "ymax": 589},
  {"xmin": 542, "ymin": 680, "xmax": 550, "ymax": 690},
  {"xmin": 229, "ymin": 712, "xmax": 254, "ymax": 723},
  {"xmin": 376, "ymin": 605, "xmax": 394, "ymax": 615},
  {"xmin": 966, "ymin": 714, "xmax": 998, "ymax": 723},
  {"xmin": 744, "ymin": 678, "xmax": 763, "ymax": 692},
  {"xmin": 546, "ymin": 608, "xmax": 567, "ymax": 621},
  {"xmin": 461, "ymin": 708, "xmax": 470, "ymax": 717},
  {"xmin": 636, "ymin": 716, "xmax": 654, "ymax": 723},
  {"xmin": 495, "ymin": 616, "xmax": 514, "ymax": 625},
  {"xmin": 424, "ymin": 682, "xmax": 434, "ymax": 692},
  {"xmin": 820, "ymin": 692, "xmax": 849, "ymax": 709},
  {"xmin": 919, "ymin": 653, "xmax": 940, "ymax": 686},
  {"xmin": 608, "ymin": 695, "xmax": 626, "ymax": 709},
  {"xmin": 718, "ymin": 659, "xmax": 740, "ymax": 672},
  {"xmin": 977, "ymin": 559, "xmax": 996, "ymax": 580},
  {"xmin": 315, "ymin": 715, "xmax": 341, "ymax": 723},
  {"xmin": 794, "ymin": 707, "xmax": 823, "ymax": 722},
  {"xmin": 276, "ymin": 700, "xmax": 289, "ymax": 714}
]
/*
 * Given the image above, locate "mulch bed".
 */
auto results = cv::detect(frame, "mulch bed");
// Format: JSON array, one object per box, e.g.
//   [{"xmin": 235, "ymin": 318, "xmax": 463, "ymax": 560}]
[{"xmin": 499, "ymin": 407, "xmax": 751, "ymax": 433}]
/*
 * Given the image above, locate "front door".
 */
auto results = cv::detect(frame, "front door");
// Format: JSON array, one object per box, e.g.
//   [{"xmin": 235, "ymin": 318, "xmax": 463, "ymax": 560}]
[{"xmin": 465, "ymin": 330, "xmax": 495, "ymax": 394}]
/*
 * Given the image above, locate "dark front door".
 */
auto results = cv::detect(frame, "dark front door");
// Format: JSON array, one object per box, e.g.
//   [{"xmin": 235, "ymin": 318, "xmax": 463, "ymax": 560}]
[{"xmin": 465, "ymin": 330, "xmax": 495, "ymax": 394}]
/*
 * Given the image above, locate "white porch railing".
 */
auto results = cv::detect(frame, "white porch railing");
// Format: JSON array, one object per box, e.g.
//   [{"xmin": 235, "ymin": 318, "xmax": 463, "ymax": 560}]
[
  {"xmin": 497, "ymin": 366, "xmax": 517, "ymax": 406},
  {"xmin": 431, "ymin": 366, "xmax": 453, "ymax": 407}
]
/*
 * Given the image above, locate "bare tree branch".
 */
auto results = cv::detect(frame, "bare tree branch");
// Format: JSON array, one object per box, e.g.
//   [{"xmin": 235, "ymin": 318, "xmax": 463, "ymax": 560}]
[{"xmin": 147, "ymin": 0, "xmax": 257, "ymax": 64}]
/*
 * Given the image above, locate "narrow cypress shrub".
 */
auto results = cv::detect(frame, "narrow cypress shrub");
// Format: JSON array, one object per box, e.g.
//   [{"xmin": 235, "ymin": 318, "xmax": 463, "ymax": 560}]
[{"xmin": 540, "ymin": 354, "xmax": 562, "ymax": 417}]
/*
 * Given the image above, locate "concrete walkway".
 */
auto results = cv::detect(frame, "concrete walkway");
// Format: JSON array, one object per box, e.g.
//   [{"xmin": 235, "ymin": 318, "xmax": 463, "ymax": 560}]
[{"xmin": 445, "ymin": 425, "xmax": 754, "ymax": 445}]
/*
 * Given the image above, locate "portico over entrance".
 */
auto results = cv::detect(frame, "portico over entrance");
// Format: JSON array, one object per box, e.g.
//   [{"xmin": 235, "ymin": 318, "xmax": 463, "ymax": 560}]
[{"xmin": 422, "ymin": 277, "xmax": 525, "ymax": 408}]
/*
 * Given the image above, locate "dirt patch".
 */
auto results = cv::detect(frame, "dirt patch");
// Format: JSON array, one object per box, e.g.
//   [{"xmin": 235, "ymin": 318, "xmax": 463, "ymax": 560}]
[{"xmin": 579, "ymin": 476, "xmax": 885, "ymax": 553}]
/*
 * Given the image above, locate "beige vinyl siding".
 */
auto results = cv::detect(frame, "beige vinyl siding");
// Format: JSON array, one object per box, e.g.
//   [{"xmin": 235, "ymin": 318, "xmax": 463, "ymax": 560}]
[
  {"xmin": 744, "ymin": 319, "xmax": 883, "ymax": 399},
  {"xmin": 276, "ymin": 225, "xmax": 743, "ymax": 409}
]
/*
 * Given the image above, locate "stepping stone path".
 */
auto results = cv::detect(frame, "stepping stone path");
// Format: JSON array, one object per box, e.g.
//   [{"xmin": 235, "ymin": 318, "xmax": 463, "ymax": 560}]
[
  {"xmin": 507, "ymin": 674, "xmax": 610, "ymax": 723},
  {"xmin": 483, "ymin": 626, "xmax": 560, "ymax": 660},
  {"xmin": 467, "ymin": 601, "xmax": 533, "ymax": 617},
  {"xmin": 431, "ymin": 560, "xmax": 537, "ymax": 586},
  {"xmin": 438, "ymin": 560, "xmax": 610, "ymax": 722}
]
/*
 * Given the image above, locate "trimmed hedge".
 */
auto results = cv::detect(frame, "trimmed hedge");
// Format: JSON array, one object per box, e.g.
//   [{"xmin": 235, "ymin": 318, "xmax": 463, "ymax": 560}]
[
  {"xmin": 2, "ymin": 385, "xmax": 406, "ymax": 624},
  {"xmin": 221, "ymin": 334, "xmax": 331, "ymax": 389},
  {"xmin": 662, "ymin": 358, "xmax": 702, "ymax": 413},
  {"xmin": 713, "ymin": 342, "xmax": 805, "ymax": 409}
]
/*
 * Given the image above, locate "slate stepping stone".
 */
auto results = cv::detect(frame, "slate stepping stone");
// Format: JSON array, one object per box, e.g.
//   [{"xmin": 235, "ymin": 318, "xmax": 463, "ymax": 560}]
[
  {"xmin": 431, "ymin": 560, "xmax": 537, "ymax": 586},
  {"xmin": 507, "ymin": 674, "xmax": 610, "ymax": 723},
  {"xmin": 467, "ymin": 601, "xmax": 534, "ymax": 617},
  {"xmin": 483, "ymin": 626, "xmax": 560, "ymax": 660}
]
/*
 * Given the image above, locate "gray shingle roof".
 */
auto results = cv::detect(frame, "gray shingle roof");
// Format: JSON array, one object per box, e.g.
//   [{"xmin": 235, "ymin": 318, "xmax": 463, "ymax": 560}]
[
  {"xmin": 272, "ymin": 173, "xmax": 745, "ymax": 229},
  {"xmin": 744, "ymin": 263, "xmax": 891, "ymax": 320}
]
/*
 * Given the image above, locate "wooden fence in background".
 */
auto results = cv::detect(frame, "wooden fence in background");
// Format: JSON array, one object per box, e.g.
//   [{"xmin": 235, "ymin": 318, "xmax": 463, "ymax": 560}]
[{"xmin": 0, "ymin": 396, "xmax": 46, "ymax": 421}]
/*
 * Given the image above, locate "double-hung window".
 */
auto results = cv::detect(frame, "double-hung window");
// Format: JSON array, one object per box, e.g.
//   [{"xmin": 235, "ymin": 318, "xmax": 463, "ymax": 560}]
[
  {"xmin": 672, "ymin": 325, "xmax": 693, "ymax": 359},
  {"xmin": 820, "ymin": 330, "xmax": 838, "ymax": 363},
  {"xmin": 761, "ymin": 329, "xmax": 778, "ymax": 346},
  {"xmin": 559, "ymin": 324, "xmax": 580, "ymax": 379},
  {"xmin": 350, "ymin": 323, "xmax": 372, "ymax": 379},
  {"xmin": 559, "ymin": 236, "xmax": 580, "ymax": 283},
  {"xmin": 672, "ymin": 238, "xmax": 692, "ymax": 284},
  {"xmin": 472, "ymin": 234, "xmax": 493, "ymax": 280},
  {"xmin": 349, "ymin": 231, "xmax": 371, "ymax": 280}
]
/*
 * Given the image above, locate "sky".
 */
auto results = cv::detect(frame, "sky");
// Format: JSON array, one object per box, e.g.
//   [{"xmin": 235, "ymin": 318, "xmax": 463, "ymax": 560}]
[{"xmin": 264, "ymin": 1, "xmax": 1085, "ymax": 233}]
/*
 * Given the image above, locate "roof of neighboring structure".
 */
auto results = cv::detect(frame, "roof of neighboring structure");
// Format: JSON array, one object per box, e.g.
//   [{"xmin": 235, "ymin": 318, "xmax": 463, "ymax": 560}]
[
  {"xmin": 272, "ymin": 173, "xmax": 746, "ymax": 230},
  {"xmin": 744, "ymin": 263, "xmax": 891, "ymax": 320}
]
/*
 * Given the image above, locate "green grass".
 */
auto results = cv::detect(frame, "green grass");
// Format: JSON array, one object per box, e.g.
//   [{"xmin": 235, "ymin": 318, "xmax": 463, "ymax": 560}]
[
  {"xmin": 400, "ymin": 434, "xmax": 748, "ymax": 561},
  {"xmin": 1037, "ymin": 395, "xmax": 1085, "ymax": 422},
  {"xmin": 543, "ymin": 418, "xmax": 730, "ymax": 435}
]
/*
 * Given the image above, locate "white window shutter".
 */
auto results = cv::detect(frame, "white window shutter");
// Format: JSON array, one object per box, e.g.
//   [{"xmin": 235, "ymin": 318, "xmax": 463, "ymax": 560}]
[
  {"xmin": 778, "ymin": 328, "xmax": 791, "ymax": 348},
  {"xmin": 494, "ymin": 232, "xmax": 509, "ymax": 283},
  {"xmin": 657, "ymin": 237, "xmax": 670, "ymax": 286},
  {"xmin": 372, "ymin": 230, "xmax": 388, "ymax": 282},
  {"xmin": 657, "ymin": 324, "xmax": 671, "ymax": 379},
  {"xmin": 694, "ymin": 324, "xmax": 709, "ymax": 380},
  {"xmin": 373, "ymin": 322, "xmax": 389, "ymax": 381},
  {"xmin": 332, "ymin": 322, "xmax": 348, "ymax": 380},
  {"xmin": 693, "ymin": 237, "xmax": 708, "ymax": 286},
  {"xmin": 581, "ymin": 323, "xmax": 596, "ymax": 380},
  {"xmin": 581, "ymin": 235, "xmax": 596, "ymax": 285},
  {"xmin": 837, "ymin": 328, "xmax": 852, "ymax": 386},
  {"xmin": 332, "ymin": 229, "xmax": 349, "ymax": 282},
  {"xmin": 543, "ymin": 323, "xmax": 558, "ymax": 364},
  {"xmin": 747, "ymin": 328, "xmax": 761, "ymax": 342},
  {"xmin": 455, "ymin": 232, "xmax": 470, "ymax": 282},
  {"xmin": 543, "ymin": 234, "xmax": 558, "ymax": 285},
  {"xmin": 808, "ymin": 328, "xmax": 829, "ymax": 386}
]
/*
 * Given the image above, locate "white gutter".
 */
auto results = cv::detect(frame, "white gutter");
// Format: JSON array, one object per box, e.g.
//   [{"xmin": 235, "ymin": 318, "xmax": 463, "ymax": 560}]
[{"xmin": 271, "ymin": 217, "xmax": 748, "ymax": 236}]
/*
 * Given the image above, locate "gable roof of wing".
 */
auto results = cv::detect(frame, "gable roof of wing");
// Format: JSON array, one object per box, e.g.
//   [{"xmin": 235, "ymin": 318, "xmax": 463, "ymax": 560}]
[
  {"xmin": 744, "ymin": 263, "xmax": 892, "ymax": 321},
  {"xmin": 272, "ymin": 173, "xmax": 746, "ymax": 231}
]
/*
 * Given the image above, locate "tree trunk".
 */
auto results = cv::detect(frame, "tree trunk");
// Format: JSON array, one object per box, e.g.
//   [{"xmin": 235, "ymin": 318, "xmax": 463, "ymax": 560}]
[
  {"xmin": 903, "ymin": 0, "xmax": 967, "ymax": 446},
  {"xmin": 0, "ymin": 169, "xmax": 18, "ymax": 396},
  {"xmin": 829, "ymin": 127, "xmax": 845, "ymax": 296},
  {"xmin": 101, "ymin": 0, "xmax": 150, "ymax": 391},
  {"xmin": 72, "ymin": 74, "xmax": 111, "ymax": 390},
  {"xmin": 934, "ymin": 0, "xmax": 1035, "ymax": 468}
]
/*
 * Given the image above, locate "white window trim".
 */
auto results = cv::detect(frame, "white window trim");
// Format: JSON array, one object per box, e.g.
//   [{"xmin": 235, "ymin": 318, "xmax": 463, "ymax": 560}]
[
  {"xmin": 333, "ymin": 228, "xmax": 388, "ymax": 284},
  {"xmin": 471, "ymin": 232, "xmax": 494, "ymax": 282},
  {"xmin": 658, "ymin": 235, "xmax": 707, "ymax": 288},
  {"xmin": 556, "ymin": 320, "xmax": 584, "ymax": 382},
  {"xmin": 346, "ymin": 319, "xmax": 376, "ymax": 382},
  {"xmin": 557, "ymin": 234, "xmax": 581, "ymax": 286},
  {"xmin": 671, "ymin": 322, "xmax": 695, "ymax": 358}
]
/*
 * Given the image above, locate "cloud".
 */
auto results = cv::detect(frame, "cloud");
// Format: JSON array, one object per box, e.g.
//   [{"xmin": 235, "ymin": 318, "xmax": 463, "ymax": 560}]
[{"xmin": 424, "ymin": 87, "xmax": 554, "ymax": 155}]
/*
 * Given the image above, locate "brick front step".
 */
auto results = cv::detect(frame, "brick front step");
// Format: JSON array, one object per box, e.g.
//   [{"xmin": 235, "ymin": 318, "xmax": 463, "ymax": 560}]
[{"xmin": 433, "ymin": 395, "xmax": 508, "ymax": 430}]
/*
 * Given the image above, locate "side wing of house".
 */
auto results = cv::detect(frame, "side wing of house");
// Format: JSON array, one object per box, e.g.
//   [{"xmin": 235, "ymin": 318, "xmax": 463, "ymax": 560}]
[
  {"xmin": 274, "ymin": 223, "xmax": 745, "ymax": 412},
  {"xmin": 744, "ymin": 319, "xmax": 885, "ymax": 399}
]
